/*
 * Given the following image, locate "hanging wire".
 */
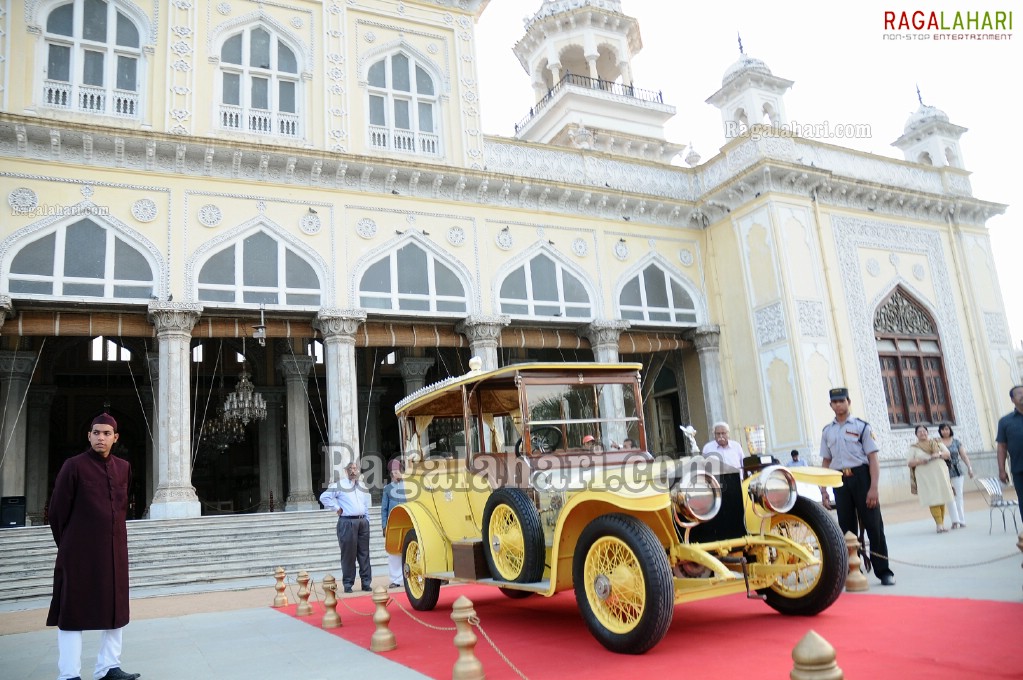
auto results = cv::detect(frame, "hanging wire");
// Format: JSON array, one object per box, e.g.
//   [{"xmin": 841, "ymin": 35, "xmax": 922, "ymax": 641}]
[
  {"xmin": 122, "ymin": 336, "xmax": 155, "ymax": 449},
  {"xmin": 0, "ymin": 338, "xmax": 46, "ymax": 474},
  {"xmin": 191, "ymin": 339, "xmax": 223, "ymax": 468},
  {"xmin": 285, "ymin": 338, "xmax": 328, "ymax": 446},
  {"xmin": 360, "ymin": 347, "xmax": 379, "ymax": 454}
]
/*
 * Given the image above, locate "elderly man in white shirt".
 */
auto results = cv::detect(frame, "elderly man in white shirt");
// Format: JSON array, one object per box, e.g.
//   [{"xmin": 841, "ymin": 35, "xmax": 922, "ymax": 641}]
[
  {"xmin": 701, "ymin": 421, "xmax": 745, "ymax": 470},
  {"xmin": 319, "ymin": 461, "xmax": 373, "ymax": 593}
]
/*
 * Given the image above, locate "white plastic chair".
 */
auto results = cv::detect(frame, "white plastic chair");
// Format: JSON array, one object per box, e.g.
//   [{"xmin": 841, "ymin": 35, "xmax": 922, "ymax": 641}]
[{"xmin": 975, "ymin": 477, "xmax": 1020, "ymax": 534}]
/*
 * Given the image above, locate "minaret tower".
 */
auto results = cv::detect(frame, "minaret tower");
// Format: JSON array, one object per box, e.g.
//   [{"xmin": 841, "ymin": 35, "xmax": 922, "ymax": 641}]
[
  {"xmin": 512, "ymin": 0, "xmax": 682, "ymax": 163},
  {"xmin": 892, "ymin": 87, "xmax": 967, "ymax": 168},
  {"xmin": 705, "ymin": 36, "xmax": 793, "ymax": 140}
]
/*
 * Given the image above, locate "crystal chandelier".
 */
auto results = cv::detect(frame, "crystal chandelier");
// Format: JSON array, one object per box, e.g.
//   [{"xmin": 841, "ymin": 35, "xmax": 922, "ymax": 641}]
[
  {"xmin": 202, "ymin": 408, "xmax": 245, "ymax": 449},
  {"xmin": 223, "ymin": 362, "xmax": 267, "ymax": 425}
]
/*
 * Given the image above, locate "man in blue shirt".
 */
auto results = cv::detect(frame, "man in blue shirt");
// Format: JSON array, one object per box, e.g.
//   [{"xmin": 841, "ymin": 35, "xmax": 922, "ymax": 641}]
[
  {"xmin": 787, "ymin": 450, "xmax": 809, "ymax": 467},
  {"xmin": 319, "ymin": 462, "xmax": 372, "ymax": 593},
  {"xmin": 996, "ymin": 385, "xmax": 1023, "ymax": 493}
]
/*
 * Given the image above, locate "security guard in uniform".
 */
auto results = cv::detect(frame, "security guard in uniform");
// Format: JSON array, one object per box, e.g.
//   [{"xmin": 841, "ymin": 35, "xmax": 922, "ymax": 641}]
[{"xmin": 819, "ymin": 387, "xmax": 896, "ymax": 585}]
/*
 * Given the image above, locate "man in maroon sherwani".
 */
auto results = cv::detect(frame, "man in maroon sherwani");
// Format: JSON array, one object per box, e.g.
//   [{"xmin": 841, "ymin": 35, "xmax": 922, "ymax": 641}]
[{"xmin": 46, "ymin": 413, "xmax": 140, "ymax": 680}]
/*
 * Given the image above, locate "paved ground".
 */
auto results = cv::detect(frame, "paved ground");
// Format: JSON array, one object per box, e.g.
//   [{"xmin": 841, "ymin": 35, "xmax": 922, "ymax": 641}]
[{"xmin": 2, "ymin": 491, "xmax": 1020, "ymax": 680}]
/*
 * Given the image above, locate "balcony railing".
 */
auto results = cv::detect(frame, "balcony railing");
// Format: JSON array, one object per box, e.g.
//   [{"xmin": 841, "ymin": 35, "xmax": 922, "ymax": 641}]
[
  {"xmin": 219, "ymin": 104, "xmax": 300, "ymax": 138},
  {"xmin": 368, "ymin": 124, "xmax": 440, "ymax": 155},
  {"xmin": 43, "ymin": 80, "xmax": 139, "ymax": 118},
  {"xmin": 515, "ymin": 73, "xmax": 664, "ymax": 133}
]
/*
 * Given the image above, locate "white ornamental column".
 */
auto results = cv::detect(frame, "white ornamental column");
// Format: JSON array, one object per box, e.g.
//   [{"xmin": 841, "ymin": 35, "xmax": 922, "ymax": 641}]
[
  {"xmin": 147, "ymin": 302, "xmax": 202, "ymax": 519},
  {"xmin": 279, "ymin": 353, "xmax": 317, "ymax": 510},
  {"xmin": 257, "ymin": 388, "xmax": 284, "ymax": 511},
  {"xmin": 314, "ymin": 309, "xmax": 366, "ymax": 476},
  {"xmin": 26, "ymin": 387, "xmax": 56, "ymax": 524},
  {"xmin": 0, "ymin": 350, "xmax": 35, "ymax": 498},
  {"xmin": 455, "ymin": 315, "xmax": 509, "ymax": 371},
  {"xmin": 689, "ymin": 325, "xmax": 726, "ymax": 428},
  {"xmin": 579, "ymin": 320, "xmax": 630, "ymax": 445}
]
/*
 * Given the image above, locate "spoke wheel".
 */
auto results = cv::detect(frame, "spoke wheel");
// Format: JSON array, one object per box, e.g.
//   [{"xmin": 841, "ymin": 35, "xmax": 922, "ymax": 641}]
[
  {"xmin": 573, "ymin": 514, "xmax": 673, "ymax": 654},
  {"xmin": 482, "ymin": 488, "xmax": 544, "ymax": 583},
  {"xmin": 402, "ymin": 529, "xmax": 441, "ymax": 610},
  {"xmin": 758, "ymin": 496, "xmax": 846, "ymax": 616}
]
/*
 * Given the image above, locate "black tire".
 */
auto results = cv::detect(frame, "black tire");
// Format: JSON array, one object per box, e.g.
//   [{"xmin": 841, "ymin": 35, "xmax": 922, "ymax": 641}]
[
  {"xmin": 758, "ymin": 496, "xmax": 847, "ymax": 616},
  {"xmin": 401, "ymin": 529, "xmax": 441, "ymax": 611},
  {"xmin": 572, "ymin": 514, "xmax": 674, "ymax": 654},
  {"xmin": 481, "ymin": 488, "xmax": 545, "ymax": 583},
  {"xmin": 498, "ymin": 587, "xmax": 535, "ymax": 599}
]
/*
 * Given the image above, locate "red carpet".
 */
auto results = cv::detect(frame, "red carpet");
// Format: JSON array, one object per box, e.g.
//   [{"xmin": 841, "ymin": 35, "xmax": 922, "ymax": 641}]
[{"xmin": 278, "ymin": 586, "xmax": 1021, "ymax": 679}]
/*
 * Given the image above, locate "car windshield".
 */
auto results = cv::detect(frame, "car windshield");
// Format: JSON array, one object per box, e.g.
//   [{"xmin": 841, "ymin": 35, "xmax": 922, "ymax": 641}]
[{"xmin": 523, "ymin": 381, "xmax": 642, "ymax": 453}]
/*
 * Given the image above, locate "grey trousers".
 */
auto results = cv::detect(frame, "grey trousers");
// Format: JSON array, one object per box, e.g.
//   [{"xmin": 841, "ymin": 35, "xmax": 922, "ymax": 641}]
[{"xmin": 335, "ymin": 516, "xmax": 372, "ymax": 589}]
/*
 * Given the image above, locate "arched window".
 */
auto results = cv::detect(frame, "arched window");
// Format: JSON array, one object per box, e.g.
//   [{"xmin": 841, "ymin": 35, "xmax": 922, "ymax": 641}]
[
  {"xmin": 197, "ymin": 231, "xmax": 320, "ymax": 306},
  {"xmin": 218, "ymin": 25, "xmax": 300, "ymax": 137},
  {"xmin": 367, "ymin": 51, "xmax": 440, "ymax": 155},
  {"xmin": 42, "ymin": 0, "xmax": 142, "ymax": 117},
  {"xmin": 498, "ymin": 253, "xmax": 591, "ymax": 318},
  {"xmin": 875, "ymin": 287, "xmax": 952, "ymax": 427},
  {"xmin": 618, "ymin": 263, "xmax": 697, "ymax": 324},
  {"xmin": 358, "ymin": 242, "xmax": 466, "ymax": 313},
  {"xmin": 5, "ymin": 218, "xmax": 155, "ymax": 299}
]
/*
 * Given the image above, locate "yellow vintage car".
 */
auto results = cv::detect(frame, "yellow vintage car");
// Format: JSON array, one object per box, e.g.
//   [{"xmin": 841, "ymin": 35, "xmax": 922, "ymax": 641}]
[{"xmin": 384, "ymin": 359, "xmax": 847, "ymax": 654}]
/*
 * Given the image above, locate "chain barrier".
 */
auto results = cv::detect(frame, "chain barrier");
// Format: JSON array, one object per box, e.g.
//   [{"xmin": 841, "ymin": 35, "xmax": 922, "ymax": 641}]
[
  {"xmin": 333, "ymin": 585, "xmax": 374, "ymax": 617},
  {"xmin": 468, "ymin": 614, "xmax": 530, "ymax": 680},
  {"xmin": 391, "ymin": 597, "xmax": 455, "ymax": 631},
  {"xmin": 867, "ymin": 550, "xmax": 1020, "ymax": 569}
]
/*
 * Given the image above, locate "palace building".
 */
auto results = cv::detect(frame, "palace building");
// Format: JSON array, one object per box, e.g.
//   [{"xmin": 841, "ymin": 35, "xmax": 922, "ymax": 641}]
[{"xmin": 0, "ymin": 0, "xmax": 1016, "ymax": 521}]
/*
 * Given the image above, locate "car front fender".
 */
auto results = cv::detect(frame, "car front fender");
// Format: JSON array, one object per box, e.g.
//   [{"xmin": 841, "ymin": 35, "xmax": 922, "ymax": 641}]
[{"xmin": 384, "ymin": 501, "xmax": 452, "ymax": 574}]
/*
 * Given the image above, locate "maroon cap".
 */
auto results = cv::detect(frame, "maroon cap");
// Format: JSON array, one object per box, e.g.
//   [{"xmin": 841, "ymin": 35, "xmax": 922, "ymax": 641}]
[{"xmin": 91, "ymin": 413, "xmax": 118, "ymax": 432}]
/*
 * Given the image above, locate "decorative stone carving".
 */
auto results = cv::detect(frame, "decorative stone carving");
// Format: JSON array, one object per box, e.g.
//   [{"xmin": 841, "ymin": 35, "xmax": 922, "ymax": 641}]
[
  {"xmin": 81, "ymin": 185, "xmax": 93, "ymax": 198},
  {"xmin": 495, "ymin": 228, "xmax": 513, "ymax": 250},
  {"xmin": 290, "ymin": 16, "xmax": 303, "ymax": 28},
  {"xmin": 865, "ymin": 257, "xmax": 880, "ymax": 277},
  {"xmin": 456, "ymin": 315, "xmax": 509, "ymax": 347},
  {"xmin": 398, "ymin": 356, "xmax": 435, "ymax": 383},
  {"xmin": 912, "ymin": 263, "xmax": 926, "ymax": 281},
  {"xmin": 678, "ymin": 248, "xmax": 694, "ymax": 266},
  {"xmin": 8, "ymin": 187, "xmax": 38, "ymax": 213},
  {"xmin": 131, "ymin": 198, "xmax": 158, "ymax": 222},
  {"xmin": 314, "ymin": 309, "xmax": 367, "ymax": 340},
  {"xmin": 356, "ymin": 217, "xmax": 377, "ymax": 239},
  {"xmin": 198, "ymin": 204, "xmax": 222, "ymax": 227},
  {"xmin": 446, "ymin": 226, "xmax": 466, "ymax": 246},
  {"xmin": 299, "ymin": 213, "xmax": 321, "ymax": 235},
  {"xmin": 217, "ymin": 2, "xmax": 231, "ymax": 14},
  {"xmin": 888, "ymin": 252, "xmax": 900, "ymax": 267},
  {"xmin": 613, "ymin": 240, "xmax": 629, "ymax": 260},
  {"xmin": 754, "ymin": 302, "xmax": 786, "ymax": 346},
  {"xmin": 689, "ymin": 325, "xmax": 721, "ymax": 352},
  {"xmin": 984, "ymin": 312, "xmax": 1009, "ymax": 345},
  {"xmin": 147, "ymin": 302, "xmax": 202, "ymax": 334},
  {"xmin": 796, "ymin": 300, "xmax": 826, "ymax": 338},
  {"xmin": 578, "ymin": 320, "xmax": 630, "ymax": 357},
  {"xmin": 572, "ymin": 238, "xmax": 588, "ymax": 257},
  {"xmin": 833, "ymin": 215, "xmax": 980, "ymax": 457},
  {"xmin": 874, "ymin": 289, "xmax": 935, "ymax": 335}
]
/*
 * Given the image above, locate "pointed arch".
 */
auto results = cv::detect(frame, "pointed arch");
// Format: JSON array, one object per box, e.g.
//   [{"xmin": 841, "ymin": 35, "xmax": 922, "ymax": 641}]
[
  {"xmin": 492, "ymin": 241, "xmax": 598, "ymax": 320},
  {"xmin": 614, "ymin": 253, "xmax": 706, "ymax": 327},
  {"xmin": 1, "ymin": 204, "xmax": 163, "ymax": 301},
  {"xmin": 873, "ymin": 283, "xmax": 952, "ymax": 427},
  {"xmin": 360, "ymin": 40, "xmax": 445, "ymax": 156},
  {"xmin": 208, "ymin": 11, "xmax": 311, "ymax": 72},
  {"xmin": 32, "ymin": 0, "xmax": 154, "ymax": 44},
  {"xmin": 352, "ymin": 230, "xmax": 473, "ymax": 316},
  {"xmin": 186, "ymin": 216, "xmax": 329, "ymax": 307}
]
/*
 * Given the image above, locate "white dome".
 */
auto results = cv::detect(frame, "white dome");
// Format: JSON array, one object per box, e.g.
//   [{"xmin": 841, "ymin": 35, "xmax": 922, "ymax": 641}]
[
  {"xmin": 722, "ymin": 54, "xmax": 772, "ymax": 86},
  {"xmin": 904, "ymin": 104, "xmax": 950, "ymax": 133}
]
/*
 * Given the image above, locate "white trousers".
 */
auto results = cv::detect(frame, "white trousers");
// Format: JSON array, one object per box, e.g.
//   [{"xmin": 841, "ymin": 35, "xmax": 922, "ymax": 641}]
[
  {"xmin": 947, "ymin": 474, "xmax": 967, "ymax": 525},
  {"xmin": 388, "ymin": 553, "xmax": 404, "ymax": 584},
  {"xmin": 57, "ymin": 627, "xmax": 123, "ymax": 680}
]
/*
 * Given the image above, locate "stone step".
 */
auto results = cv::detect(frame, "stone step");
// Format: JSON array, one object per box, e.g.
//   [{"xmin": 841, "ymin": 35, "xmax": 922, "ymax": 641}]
[{"xmin": 0, "ymin": 509, "xmax": 391, "ymax": 605}]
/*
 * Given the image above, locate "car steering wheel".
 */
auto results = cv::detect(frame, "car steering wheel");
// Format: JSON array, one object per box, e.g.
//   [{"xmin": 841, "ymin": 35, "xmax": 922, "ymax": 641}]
[{"xmin": 514, "ymin": 426, "xmax": 563, "ymax": 456}]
